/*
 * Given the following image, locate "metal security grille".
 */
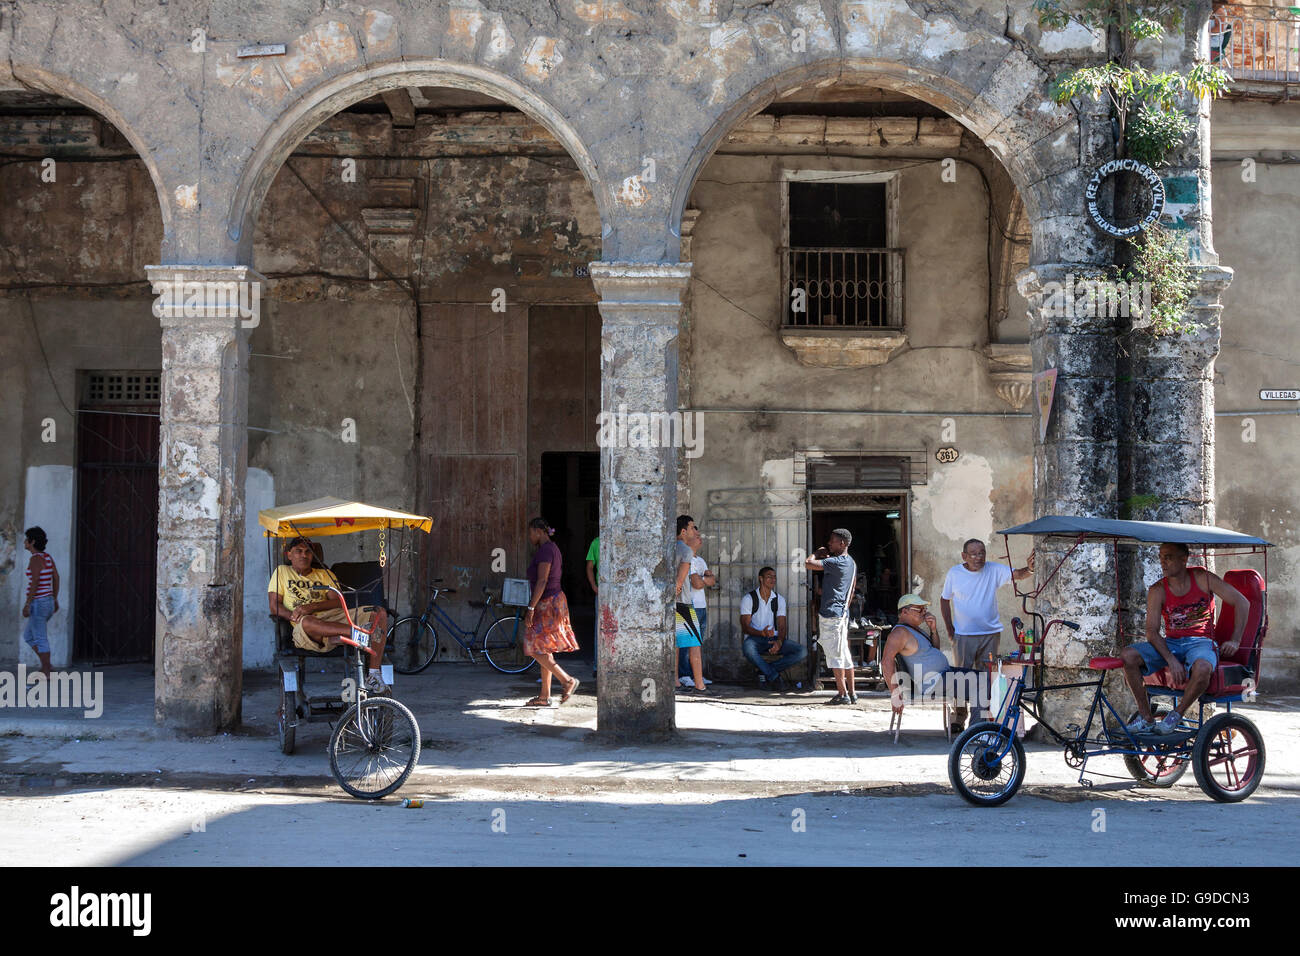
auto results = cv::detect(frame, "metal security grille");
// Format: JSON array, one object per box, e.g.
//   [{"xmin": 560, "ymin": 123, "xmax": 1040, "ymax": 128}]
[
  {"xmin": 85, "ymin": 372, "xmax": 161, "ymax": 405},
  {"xmin": 783, "ymin": 247, "xmax": 905, "ymax": 328},
  {"xmin": 806, "ymin": 452, "xmax": 927, "ymax": 488},
  {"xmin": 703, "ymin": 488, "xmax": 810, "ymax": 679}
]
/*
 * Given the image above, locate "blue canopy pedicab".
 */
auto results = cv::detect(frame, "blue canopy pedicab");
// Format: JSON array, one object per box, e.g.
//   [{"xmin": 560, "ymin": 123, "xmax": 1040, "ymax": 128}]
[{"xmin": 948, "ymin": 516, "xmax": 1269, "ymax": 806}]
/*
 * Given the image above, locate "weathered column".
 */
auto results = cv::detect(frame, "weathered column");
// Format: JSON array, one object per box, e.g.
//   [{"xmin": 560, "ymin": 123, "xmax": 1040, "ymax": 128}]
[
  {"xmin": 1118, "ymin": 266, "xmax": 1232, "ymax": 625},
  {"xmin": 146, "ymin": 265, "xmax": 260, "ymax": 734},
  {"xmin": 1018, "ymin": 264, "xmax": 1121, "ymax": 724},
  {"xmin": 589, "ymin": 261, "xmax": 691, "ymax": 741}
]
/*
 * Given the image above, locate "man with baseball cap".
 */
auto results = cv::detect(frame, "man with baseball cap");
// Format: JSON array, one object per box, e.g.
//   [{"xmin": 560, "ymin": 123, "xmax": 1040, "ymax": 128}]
[
  {"xmin": 880, "ymin": 594, "xmax": 952, "ymax": 716},
  {"xmin": 804, "ymin": 528, "xmax": 858, "ymax": 704}
]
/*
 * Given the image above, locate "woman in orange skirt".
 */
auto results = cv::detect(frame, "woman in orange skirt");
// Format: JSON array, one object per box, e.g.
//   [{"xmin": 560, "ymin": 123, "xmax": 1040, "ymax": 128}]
[{"xmin": 522, "ymin": 517, "xmax": 580, "ymax": 706}]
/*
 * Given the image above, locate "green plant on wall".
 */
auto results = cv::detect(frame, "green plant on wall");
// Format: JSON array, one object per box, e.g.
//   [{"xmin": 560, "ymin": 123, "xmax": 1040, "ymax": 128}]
[
  {"xmin": 1123, "ymin": 223, "xmax": 1198, "ymax": 336},
  {"xmin": 1036, "ymin": 1, "xmax": 1231, "ymax": 167},
  {"xmin": 1037, "ymin": 2, "xmax": 1226, "ymax": 337}
]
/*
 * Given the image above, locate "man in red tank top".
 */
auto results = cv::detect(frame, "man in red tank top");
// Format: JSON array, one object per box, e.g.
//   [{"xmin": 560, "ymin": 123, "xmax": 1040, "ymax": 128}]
[{"xmin": 1120, "ymin": 543, "xmax": 1250, "ymax": 735}]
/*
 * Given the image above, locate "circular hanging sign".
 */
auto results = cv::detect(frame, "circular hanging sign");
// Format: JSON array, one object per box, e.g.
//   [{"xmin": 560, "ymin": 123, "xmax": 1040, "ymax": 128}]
[{"xmin": 1084, "ymin": 159, "xmax": 1165, "ymax": 237}]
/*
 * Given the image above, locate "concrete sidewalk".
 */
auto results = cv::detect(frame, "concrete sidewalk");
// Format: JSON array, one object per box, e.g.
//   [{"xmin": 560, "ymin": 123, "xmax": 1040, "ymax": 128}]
[{"xmin": 2, "ymin": 661, "xmax": 1299, "ymax": 800}]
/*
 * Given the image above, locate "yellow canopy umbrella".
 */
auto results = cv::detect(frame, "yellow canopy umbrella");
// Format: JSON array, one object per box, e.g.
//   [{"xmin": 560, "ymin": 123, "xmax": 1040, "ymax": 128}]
[{"xmin": 258, "ymin": 496, "xmax": 432, "ymax": 538}]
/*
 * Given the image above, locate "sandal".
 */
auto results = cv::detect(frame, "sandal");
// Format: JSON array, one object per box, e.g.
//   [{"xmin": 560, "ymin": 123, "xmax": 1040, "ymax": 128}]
[
  {"xmin": 524, "ymin": 696, "xmax": 552, "ymax": 707},
  {"xmin": 560, "ymin": 678, "xmax": 581, "ymax": 704}
]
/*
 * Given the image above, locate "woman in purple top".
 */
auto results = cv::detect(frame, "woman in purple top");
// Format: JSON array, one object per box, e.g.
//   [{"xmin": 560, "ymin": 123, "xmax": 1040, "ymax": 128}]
[{"xmin": 522, "ymin": 517, "xmax": 580, "ymax": 706}]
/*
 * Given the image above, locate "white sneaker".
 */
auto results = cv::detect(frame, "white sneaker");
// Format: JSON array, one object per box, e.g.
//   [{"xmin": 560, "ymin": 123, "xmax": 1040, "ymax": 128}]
[
  {"xmin": 364, "ymin": 673, "xmax": 392, "ymax": 697},
  {"xmin": 679, "ymin": 676, "xmax": 695, "ymax": 688},
  {"xmin": 703, "ymin": 677, "xmax": 713, "ymax": 685}
]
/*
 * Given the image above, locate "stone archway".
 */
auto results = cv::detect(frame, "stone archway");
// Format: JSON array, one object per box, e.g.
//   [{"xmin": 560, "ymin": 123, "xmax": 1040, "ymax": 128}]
[
  {"xmin": 227, "ymin": 60, "xmax": 609, "ymax": 263},
  {"xmin": 6, "ymin": 65, "xmax": 175, "ymax": 248},
  {"xmin": 670, "ymin": 57, "xmax": 1082, "ymax": 265}
]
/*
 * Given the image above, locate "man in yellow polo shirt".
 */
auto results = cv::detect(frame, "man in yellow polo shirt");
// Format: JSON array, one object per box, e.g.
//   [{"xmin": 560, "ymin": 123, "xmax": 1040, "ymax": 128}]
[{"xmin": 268, "ymin": 536, "xmax": 391, "ymax": 695}]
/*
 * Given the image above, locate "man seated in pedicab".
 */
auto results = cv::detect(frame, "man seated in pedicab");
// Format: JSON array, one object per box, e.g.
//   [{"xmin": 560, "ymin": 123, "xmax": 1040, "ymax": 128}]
[
  {"xmin": 1120, "ymin": 542, "xmax": 1250, "ymax": 736},
  {"xmin": 881, "ymin": 594, "xmax": 982, "ymax": 728},
  {"xmin": 267, "ymin": 536, "xmax": 391, "ymax": 696}
]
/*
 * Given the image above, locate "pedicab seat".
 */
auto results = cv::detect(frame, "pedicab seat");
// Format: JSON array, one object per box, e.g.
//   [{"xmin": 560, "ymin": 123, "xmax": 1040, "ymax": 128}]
[
  {"xmin": 1088, "ymin": 656, "xmax": 1125, "ymax": 670},
  {"xmin": 1143, "ymin": 569, "xmax": 1266, "ymax": 699}
]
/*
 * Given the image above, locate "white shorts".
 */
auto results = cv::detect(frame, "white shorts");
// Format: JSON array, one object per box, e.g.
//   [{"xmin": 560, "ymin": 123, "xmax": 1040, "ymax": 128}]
[{"xmin": 818, "ymin": 615, "xmax": 853, "ymax": 670}]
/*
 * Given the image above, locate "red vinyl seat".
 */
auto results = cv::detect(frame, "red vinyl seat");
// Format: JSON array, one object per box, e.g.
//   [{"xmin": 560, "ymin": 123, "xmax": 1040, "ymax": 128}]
[
  {"xmin": 1088, "ymin": 656, "xmax": 1124, "ymax": 670},
  {"xmin": 1142, "ymin": 569, "xmax": 1267, "ymax": 699}
]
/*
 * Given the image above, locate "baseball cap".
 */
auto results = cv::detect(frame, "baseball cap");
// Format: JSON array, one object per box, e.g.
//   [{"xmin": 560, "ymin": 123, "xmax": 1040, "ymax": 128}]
[
  {"xmin": 897, "ymin": 593, "xmax": 929, "ymax": 610},
  {"xmin": 831, "ymin": 528, "xmax": 853, "ymax": 546}
]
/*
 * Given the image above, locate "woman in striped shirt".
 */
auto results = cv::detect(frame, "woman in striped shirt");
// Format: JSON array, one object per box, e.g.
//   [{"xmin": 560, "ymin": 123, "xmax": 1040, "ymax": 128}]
[{"xmin": 23, "ymin": 526, "xmax": 59, "ymax": 676}]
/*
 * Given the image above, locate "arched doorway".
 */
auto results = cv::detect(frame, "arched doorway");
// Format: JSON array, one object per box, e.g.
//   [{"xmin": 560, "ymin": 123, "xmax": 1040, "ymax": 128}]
[
  {"xmin": 669, "ymin": 70, "xmax": 1041, "ymax": 693},
  {"xmin": 0, "ymin": 83, "xmax": 168, "ymax": 670},
  {"xmin": 238, "ymin": 73, "xmax": 606, "ymax": 680}
]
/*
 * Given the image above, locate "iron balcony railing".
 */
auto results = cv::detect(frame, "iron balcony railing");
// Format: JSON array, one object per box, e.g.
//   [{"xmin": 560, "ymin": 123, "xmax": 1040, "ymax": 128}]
[
  {"xmin": 1210, "ymin": 5, "xmax": 1300, "ymax": 82},
  {"xmin": 782, "ymin": 247, "xmax": 904, "ymax": 329}
]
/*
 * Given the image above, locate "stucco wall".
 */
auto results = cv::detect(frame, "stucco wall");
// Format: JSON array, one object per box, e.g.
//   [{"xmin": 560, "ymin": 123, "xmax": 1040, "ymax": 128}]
[
  {"xmin": 1210, "ymin": 97, "xmax": 1300, "ymax": 689},
  {"xmin": 683, "ymin": 150, "xmax": 1035, "ymax": 678}
]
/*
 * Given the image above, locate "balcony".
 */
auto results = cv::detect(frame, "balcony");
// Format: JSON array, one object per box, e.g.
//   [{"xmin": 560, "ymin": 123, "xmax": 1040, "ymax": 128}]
[
  {"xmin": 1211, "ymin": 5, "xmax": 1300, "ymax": 83},
  {"xmin": 780, "ymin": 247, "xmax": 907, "ymax": 368}
]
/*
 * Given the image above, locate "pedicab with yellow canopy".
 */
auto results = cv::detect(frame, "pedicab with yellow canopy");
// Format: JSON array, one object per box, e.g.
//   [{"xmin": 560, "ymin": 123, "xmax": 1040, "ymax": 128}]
[{"xmin": 259, "ymin": 496, "xmax": 430, "ymax": 799}]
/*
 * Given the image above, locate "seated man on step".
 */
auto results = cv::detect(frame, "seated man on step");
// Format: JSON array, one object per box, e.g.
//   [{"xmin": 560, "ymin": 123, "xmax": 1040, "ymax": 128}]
[{"xmin": 740, "ymin": 566, "xmax": 806, "ymax": 692}]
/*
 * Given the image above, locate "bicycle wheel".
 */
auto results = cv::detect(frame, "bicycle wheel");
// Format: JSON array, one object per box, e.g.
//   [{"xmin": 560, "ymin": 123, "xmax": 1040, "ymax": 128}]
[
  {"xmin": 1120, "ymin": 701, "xmax": 1189, "ymax": 787},
  {"xmin": 277, "ymin": 683, "xmax": 297, "ymax": 755},
  {"xmin": 1192, "ymin": 712, "xmax": 1266, "ymax": 803},
  {"xmin": 482, "ymin": 616, "xmax": 536, "ymax": 674},
  {"xmin": 328, "ymin": 697, "xmax": 421, "ymax": 800},
  {"xmin": 388, "ymin": 616, "xmax": 439, "ymax": 674},
  {"xmin": 948, "ymin": 721, "xmax": 1026, "ymax": 807}
]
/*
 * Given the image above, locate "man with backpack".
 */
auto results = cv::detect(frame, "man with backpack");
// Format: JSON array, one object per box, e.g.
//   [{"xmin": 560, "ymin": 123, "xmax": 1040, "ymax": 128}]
[{"xmin": 740, "ymin": 566, "xmax": 806, "ymax": 692}]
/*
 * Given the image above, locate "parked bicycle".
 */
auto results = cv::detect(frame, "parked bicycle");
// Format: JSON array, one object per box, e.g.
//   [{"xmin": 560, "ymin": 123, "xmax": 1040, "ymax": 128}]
[
  {"xmin": 388, "ymin": 580, "xmax": 534, "ymax": 675},
  {"xmin": 311, "ymin": 583, "xmax": 421, "ymax": 800}
]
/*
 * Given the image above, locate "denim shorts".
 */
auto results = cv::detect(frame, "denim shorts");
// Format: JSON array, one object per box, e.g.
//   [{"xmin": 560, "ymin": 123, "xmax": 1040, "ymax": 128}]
[
  {"xmin": 23, "ymin": 595, "xmax": 54, "ymax": 654},
  {"xmin": 1133, "ymin": 636, "xmax": 1218, "ymax": 675}
]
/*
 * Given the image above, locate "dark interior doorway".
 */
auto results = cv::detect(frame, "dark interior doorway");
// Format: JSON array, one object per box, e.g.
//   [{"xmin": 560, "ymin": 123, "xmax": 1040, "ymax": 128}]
[
  {"xmin": 810, "ymin": 500, "xmax": 905, "ymax": 623},
  {"xmin": 74, "ymin": 372, "xmax": 160, "ymax": 663},
  {"xmin": 540, "ymin": 451, "xmax": 599, "ymax": 660}
]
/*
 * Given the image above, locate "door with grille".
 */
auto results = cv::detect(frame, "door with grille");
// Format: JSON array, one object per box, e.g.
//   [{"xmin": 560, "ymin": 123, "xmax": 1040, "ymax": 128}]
[{"xmin": 74, "ymin": 372, "xmax": 160, "ymax": 663}]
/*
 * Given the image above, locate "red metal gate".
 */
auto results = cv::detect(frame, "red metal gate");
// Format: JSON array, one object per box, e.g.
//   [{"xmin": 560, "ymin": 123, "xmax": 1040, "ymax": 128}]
[{"xmin": 74, "ymin": 375, "xmax": 160, "ymax": 663}]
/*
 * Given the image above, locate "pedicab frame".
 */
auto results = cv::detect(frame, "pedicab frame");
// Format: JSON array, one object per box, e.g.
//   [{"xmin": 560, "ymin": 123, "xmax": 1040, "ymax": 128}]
[{"xmin": 947, "ymin": 515, "xmax": 1270, "ymax": 807}]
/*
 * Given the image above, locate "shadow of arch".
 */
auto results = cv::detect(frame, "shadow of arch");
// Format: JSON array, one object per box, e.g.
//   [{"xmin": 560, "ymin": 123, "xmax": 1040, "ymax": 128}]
[
  {"xmin": 9, "ymin": 65, "xmax": 173, "ymax": 245},
  {"xmin": 228, "ymin": 59, "xmax": 607, "ymax": 262},
  {"xmin": 671, "ymin": 58, "xmax": 1075, "ymax": 251}
]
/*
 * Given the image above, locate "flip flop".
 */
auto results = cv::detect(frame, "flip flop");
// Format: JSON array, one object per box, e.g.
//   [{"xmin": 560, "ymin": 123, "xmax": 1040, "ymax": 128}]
[
  {"xmin": 561, "ymin": 678, "xmax": 581, "ymax": 704},
  {"xmin": 524, "ymin": 697, "xmax": 552, "ymax": 707}
]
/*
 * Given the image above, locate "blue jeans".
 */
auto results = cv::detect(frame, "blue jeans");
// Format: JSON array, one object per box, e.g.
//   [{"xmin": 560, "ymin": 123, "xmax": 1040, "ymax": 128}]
[
  {"xmin": 680, "ymin": 607, "xmax": 706, "ymax": 677},
  {"xmin": 743, "ymin": 634, "xmax": 808, "ymax": 681},
  {"xmin": 23, "ymin": 595, "xmax": 54, "ymax": 654}
]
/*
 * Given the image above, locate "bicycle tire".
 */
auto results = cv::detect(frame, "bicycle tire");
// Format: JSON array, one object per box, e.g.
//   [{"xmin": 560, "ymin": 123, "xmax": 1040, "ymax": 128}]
[
  {"xmin": 1192, "ymin": 712, "xmax": 1265, "ymax": 803},
  {"xmin": 388, "ymin": 616, "xmax": 439, "ymax": 674},
  {"xmin": 277, "ymin": 683, "xmax": 296, "ymax": 755},
  {"xmin": 328, "ymin": 697, "xmax": 421, "ymax": 800},
  {"xmin": 948, "ymin": 720, "xmax": 1026, "ymax": 807},
  {"xmin": 482, "ymin": 616, "xmax": 536, "ymax": 674}
]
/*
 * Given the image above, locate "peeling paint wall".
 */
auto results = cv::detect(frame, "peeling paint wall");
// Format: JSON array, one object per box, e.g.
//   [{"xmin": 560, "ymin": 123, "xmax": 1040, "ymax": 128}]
[{"xmin": 683, "ymin": 149, "xmax": 1035, "ymax": 679}]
